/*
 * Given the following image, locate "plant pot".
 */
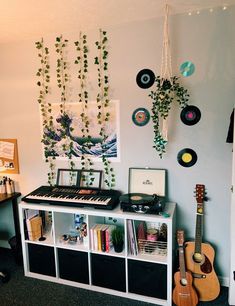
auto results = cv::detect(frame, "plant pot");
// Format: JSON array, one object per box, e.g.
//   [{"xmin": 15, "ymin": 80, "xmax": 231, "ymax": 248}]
[{"xmin": 113, "ymin": 242, "xmax": 123, "ymax": 253}]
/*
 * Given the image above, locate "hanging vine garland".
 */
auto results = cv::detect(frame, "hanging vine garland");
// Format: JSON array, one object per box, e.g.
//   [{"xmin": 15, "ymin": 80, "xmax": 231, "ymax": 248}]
[
  {"xmin": 55, "ymin": 35, "xmax": 76, "ymax": 183},
  {"xmin": 74, "ymin": 32, "xmax": 95, "ymax": 186},
  {"xmin": 149, "ymin": 4, "xmax": 190, "ymax": 158},
  {"xmin": 94, "ymin": 29, "xmax": 115, "ymax": 189},
  {"xmin": 35, "ymin": 38, "xmax": 56, "ymax": 185}
]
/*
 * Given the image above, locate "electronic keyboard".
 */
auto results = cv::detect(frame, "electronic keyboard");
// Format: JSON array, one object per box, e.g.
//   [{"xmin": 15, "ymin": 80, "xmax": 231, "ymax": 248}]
[{"xmin": 22, "ymin": 185, "xmax": 121, "ymax": 210}]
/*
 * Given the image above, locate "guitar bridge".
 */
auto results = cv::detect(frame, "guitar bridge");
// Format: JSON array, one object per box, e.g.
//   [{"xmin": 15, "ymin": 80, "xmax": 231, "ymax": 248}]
[{"xmin": 192, "ymin": 273, "xmax": 206, "ymax": 279}]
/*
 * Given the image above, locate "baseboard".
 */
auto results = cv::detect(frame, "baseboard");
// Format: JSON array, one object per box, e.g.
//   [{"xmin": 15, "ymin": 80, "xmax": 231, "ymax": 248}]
[{"xmin": 219, "ymin": 276, "xmax": 229, "ymax": 287}]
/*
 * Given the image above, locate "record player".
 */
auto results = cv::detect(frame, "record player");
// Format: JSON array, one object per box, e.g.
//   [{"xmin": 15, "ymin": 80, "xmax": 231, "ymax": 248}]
[{"xmin": 120, "ymin": 168, "xmax": 166, "ymax": 214}]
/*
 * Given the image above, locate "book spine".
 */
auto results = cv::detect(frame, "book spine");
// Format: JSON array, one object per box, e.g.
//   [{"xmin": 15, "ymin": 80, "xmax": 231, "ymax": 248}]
[
  {"xmin": 101, "ymin": 227, "xmax": 106, "ymax": 252},
  {"xmin": 97, "ymin": 228, "xmax": 102, "ymax": 251}
]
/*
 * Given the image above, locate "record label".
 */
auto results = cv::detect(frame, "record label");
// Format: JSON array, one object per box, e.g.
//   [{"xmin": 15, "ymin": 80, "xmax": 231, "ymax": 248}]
[
  {"xmin": 177, "ymin": 148, "xmax": 197, "ymax": 167},
  {"xmin": 180, "ymin": 61, "xmax": 195, "ymax": 77},
  {"xmin": 180, "ymin": 105, "xmax": 201, "ymax": 126},
  {"xmin": 132, "ymin": 108, "xmax": 150, "ymax": 126},
  {"xmin": 136, "ymin": 69, "xmax": 155, "ymax": 89}
]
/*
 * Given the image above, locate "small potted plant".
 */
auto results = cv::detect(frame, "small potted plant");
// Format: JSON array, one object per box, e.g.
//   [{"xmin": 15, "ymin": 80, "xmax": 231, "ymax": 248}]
[{"xmin": 111, "ymin": 226, "xmax": 124, "ymax": 253}]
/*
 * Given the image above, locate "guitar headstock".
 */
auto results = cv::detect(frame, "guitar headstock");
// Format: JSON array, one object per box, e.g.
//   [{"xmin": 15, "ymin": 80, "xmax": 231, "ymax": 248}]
[
  {"xmin": 177, "ymin": 230, "xmax": 185, "ymax": 247},
  {"xmin": 195, "ymin": 184, "xmax": 205, "ymax": 214}
]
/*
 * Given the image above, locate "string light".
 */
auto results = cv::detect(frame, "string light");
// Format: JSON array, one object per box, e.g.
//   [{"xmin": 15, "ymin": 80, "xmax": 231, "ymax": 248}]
[{"xmin": 186, "ymin": 5, "xmax": 229, "ymax": 16}]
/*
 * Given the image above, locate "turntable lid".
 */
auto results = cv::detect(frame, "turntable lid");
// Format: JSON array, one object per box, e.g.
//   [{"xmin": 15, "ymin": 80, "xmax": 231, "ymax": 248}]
[{"xmin": 128, "ymin": 168, "xmax": 166, "ymax": 197}]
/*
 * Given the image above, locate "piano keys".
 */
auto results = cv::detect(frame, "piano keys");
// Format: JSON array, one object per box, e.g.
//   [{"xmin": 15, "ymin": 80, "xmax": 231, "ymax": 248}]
[{"xmin": 22, "ymin": 185, "xmax": 121, "ymax": 210}]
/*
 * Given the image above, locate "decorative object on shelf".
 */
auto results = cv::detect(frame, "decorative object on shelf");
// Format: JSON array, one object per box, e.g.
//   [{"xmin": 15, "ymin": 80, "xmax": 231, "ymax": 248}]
[
  {"xmin": 136, "ymin": 68, "xmax": 155, "ymax": 89},
  {"xmin": 177, "ymin": 148, "xmax": 197, "ymax": 167},
  {"xmin": 74, "ymin": 32, "xmax": 94, "ymax": 185},
  {"xmin": 95, "ymin": 29, "xmax": 115, "ymax": 188},
  {"xmin": 35, "ymin": 39, "xmax": 56, "ymax": 185},
  {"xmin": 111, "ymin": 226, "xmax": 124, "ymax": 253},
  {"xmin": 180, "ymin": 61, "xmax": 195, "ymax": 77},
  {"xmin": 149, "ymin": 4, "xmax": 190, "ymax": 158},
  {"xmin": 132, "ymin": 107, "xmax": 150, "ymax": 126},
  {"xmin": 180, "ymin": 105, "xmax": 201, "ymax": 126}
]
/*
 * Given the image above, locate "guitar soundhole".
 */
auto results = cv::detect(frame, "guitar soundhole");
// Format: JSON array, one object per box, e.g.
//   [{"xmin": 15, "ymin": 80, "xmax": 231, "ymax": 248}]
[
  {"xmin": 180, "ymin": 278, "xmax": 188, "ymax": 286},
  {"xmin": 201, "ymin": 255, "xmax": 212, "ymax": 273},
  {"xmin": 193, "ymin": 253, "xmax": 212, "ymax": 273},
  {"xmin": 193, "ymin": 252, "xmax": 203, "ymax": 263}
]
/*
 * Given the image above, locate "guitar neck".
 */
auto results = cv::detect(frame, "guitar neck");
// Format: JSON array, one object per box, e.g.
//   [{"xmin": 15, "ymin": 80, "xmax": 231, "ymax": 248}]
[
  {"xmin": 179, "ymin": 246, "xmax": 187, "ymax": 279},
  {"xmin": 195, "ymin": 201, "xmax": 203, "ymax": 254}
]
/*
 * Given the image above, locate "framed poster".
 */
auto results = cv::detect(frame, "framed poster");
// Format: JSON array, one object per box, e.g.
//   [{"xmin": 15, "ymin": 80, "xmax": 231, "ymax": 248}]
[
  {"xmin": 40, "ymin": 100, "xmax": 120, "ymax": 161},
  {"xmin": 0, "ymin": 139, "xmax": 20, "ymax": 174}
]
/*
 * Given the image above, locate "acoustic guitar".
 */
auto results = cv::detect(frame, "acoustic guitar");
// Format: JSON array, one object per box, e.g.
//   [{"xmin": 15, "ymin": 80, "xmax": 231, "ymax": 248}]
[
  {"xmin": 184, "ymin": 184, "xmax": 220, "ymax": 301},
  {"xmin": 173, "ymin": 230, "xmax": 198, "ymax": 306}
]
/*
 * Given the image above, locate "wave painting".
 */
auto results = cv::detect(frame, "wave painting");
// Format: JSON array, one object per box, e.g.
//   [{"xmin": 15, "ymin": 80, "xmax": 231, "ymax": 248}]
[{"xmin": 41, "ymin": 100, "xmax": 119, "ymax": 160}]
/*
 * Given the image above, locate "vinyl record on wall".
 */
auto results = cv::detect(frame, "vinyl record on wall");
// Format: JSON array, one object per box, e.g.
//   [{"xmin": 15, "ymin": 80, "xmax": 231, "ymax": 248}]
[
  {"xmin": 180, "ymin": 105, "xmax": 201, "ymax": 126},
  {"xmin": 136, "ymin": 69, "xmax": 155, "ymax": 89},
  {"xmin": 180, "ymin": 61, "xmax": 195, "ymax": 77},
  {"xmin": 132, "ymin": 108, "xmax": 150, "ymax": 126},
  {"xmin": 177, "ymin": 148, "xmax": 197, "ymax": 167}
]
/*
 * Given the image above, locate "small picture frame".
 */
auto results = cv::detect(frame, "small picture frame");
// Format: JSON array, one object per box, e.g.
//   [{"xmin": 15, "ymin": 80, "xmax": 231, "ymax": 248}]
[
  {"xmin": 56, "ymin": 169, "xmax": 80, "ymax": 186},
  {"xmin": 79, "ymin": 170, "xmax": 102, "ymax": 189}
]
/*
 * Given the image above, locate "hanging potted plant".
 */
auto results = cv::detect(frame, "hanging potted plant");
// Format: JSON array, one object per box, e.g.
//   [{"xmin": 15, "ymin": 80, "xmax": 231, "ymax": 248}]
[{"xmin": 149, "ymin": 4, "xmax": 190, "ymax": 158}]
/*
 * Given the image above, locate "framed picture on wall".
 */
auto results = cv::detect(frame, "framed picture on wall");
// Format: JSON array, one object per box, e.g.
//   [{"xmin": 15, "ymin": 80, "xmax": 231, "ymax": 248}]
[{"xmin": 0, "ymin": 139, "xmax": 20, "ymax": 174}]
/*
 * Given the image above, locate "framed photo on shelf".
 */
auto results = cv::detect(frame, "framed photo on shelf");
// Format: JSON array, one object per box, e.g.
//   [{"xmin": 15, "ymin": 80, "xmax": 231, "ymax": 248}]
[
  {"xmin": 79, "ymin": 170, "xmax": 102, "ymax": 189},
  {"xmin": 56, "ymin": 169, "xmax": 80, "ymax": 187}
]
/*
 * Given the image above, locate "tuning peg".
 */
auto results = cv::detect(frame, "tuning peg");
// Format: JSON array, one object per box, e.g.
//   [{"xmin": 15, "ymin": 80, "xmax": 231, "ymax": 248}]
[{"xmin": 203, "ymin": 196, "xmax": 209, "ymax": 202}]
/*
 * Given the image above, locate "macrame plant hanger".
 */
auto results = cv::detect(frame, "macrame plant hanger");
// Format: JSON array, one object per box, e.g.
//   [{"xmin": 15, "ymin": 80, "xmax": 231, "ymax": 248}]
[{"xmin": 159, "ymin": 3, "xmax": 172, "ymax": 142}]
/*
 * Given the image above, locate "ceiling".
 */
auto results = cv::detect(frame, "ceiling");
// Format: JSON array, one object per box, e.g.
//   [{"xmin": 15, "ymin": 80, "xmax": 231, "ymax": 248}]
[{"xmin": 0, "ymin": 0, "xmax": 234, "ymax": 43}]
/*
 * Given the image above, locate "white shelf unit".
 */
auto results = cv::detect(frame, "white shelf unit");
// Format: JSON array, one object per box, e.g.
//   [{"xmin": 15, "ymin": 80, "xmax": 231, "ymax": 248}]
[{"xmin": 19, "ymin": 202, "xmax": 176, "ymax": 306}]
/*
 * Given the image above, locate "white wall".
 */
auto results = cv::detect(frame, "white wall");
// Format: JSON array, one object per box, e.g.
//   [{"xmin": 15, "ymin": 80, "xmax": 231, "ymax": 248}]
[{"xmin": 0, "ymin": 6, "xmax": 234, "ymax": 281}]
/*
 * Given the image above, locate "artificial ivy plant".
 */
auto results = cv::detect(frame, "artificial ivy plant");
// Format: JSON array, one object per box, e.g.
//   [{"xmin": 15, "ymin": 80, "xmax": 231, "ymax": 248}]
[
  {"xmin": 75, "ymin": 32, "xmax": 95, "ymax": 186},
  {"xmin": 35, "ymin": 38, "xmax": 56, "ymax": 185},
  {"xmin": 55, "ymin": 35, "xmax": 76, "ymax": 183},
  {"xmin": 94, "ymin": 29, "xmax": 115, "ymax": 188}
]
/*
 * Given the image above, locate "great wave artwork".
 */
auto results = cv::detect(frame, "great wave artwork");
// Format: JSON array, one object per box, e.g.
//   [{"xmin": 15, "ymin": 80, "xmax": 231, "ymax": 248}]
[{"xmin": 40, "ymin": 100, "xmax": 119, "ymax": 161}]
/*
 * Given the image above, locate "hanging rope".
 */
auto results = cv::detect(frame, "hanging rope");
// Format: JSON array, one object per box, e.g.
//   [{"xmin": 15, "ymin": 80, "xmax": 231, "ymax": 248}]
[{"xmin": 160, "ymin": 4, "xmax": 173, "ymax": 84}]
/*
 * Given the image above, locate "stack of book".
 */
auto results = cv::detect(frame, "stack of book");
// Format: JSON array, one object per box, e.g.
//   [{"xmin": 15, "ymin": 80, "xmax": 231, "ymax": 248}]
[
  {"xmin": 25, "ymin": 214, "xmax": 42, "ymax": 241},
  {"xmin": 24, "ymin": 209, "xmax": 51, "ymax": 241},
  {"xmin": 90, "ymin": 224, "xmax": 117, "ymax": 252}
]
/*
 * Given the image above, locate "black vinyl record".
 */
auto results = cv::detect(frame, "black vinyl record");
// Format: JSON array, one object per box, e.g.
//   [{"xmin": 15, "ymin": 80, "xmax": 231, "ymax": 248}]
[
  {"xmin": 136, "ymin": 69, "xmax": 155, "ymax": 89},
  {"xmin": 177, "ymin": 148, "xmax": 197, "ymax": 167},
  {"xmin": 132, "ymin": 108, "xmax": 150, "ymax": 126},
  {"xmin": 119, "ymin": 193, "xmax": 154, "ymax": 205},
  {"xmin": 180, "ymin": 105, "xmax": 201, "ymax": 126}
]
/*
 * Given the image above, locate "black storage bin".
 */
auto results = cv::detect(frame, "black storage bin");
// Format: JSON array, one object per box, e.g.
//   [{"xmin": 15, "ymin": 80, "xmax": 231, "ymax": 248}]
[
  {"xmin": 128, "ymin": 259, "xmax": 167, "ymax": 299},
  {"xmin": 91, "ymin": 254, "xmax": 126, "ymax": 292},
  {"xmin": 28, "ymin": 244, "xmax": 56, "ymax": 277},
  {"xmin": 58, "ymin": 248, "xmax": 89, "ymax": 284}
]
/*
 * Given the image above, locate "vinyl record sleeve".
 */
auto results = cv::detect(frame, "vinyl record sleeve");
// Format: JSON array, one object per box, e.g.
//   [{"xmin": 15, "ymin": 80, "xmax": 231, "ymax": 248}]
[{"xmin": 128, "ymin": 168, "xmax": 166, "ymax": 197}]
